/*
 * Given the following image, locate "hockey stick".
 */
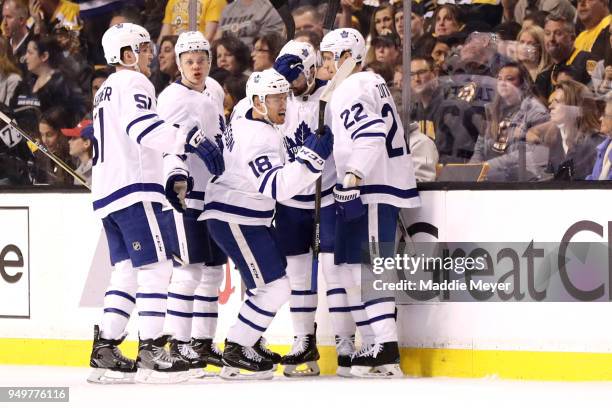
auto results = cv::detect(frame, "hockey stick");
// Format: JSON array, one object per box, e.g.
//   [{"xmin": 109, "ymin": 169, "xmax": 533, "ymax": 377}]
[
  {"xmin": 311, "ymin": 56, "xmax": 357, "ymax": 292},
  {"xmin": 0, "ymin": 110, "xmax": 90, "ymax": 189}
]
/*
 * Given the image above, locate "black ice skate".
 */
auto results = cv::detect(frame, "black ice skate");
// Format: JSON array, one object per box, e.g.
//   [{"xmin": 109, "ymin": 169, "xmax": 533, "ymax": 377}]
[
  {"xmin": 350, "ymin": 341, "xmax": 403, "ymax": 378},
  {"xmin": 168, "ymin": 338, "xmax": 207, "ymax": 378},
  {"xmin": 281, "ymin": 333, "xmax": 320, "ymax": 377},
  {"xmin": 253, "ymin": 337, "xmax": 281, "ymax": 370},
  {"xmin": 191, "ymin": 337, "xmax": 223, "ymax": 377},
  {"xmin": 87, "ymin": 325, "xmax": 137, "ymax": 384},
  {"xmin": 335, "ymin": 334, "xmax": 356, "ymax": 378},
  {"xmin": 135, "ymin": 335, "xmax": 190, "ymax": 384},
  {"xmin": 220, "ymin": 340, "xmax": 274, "ymax": 380}
]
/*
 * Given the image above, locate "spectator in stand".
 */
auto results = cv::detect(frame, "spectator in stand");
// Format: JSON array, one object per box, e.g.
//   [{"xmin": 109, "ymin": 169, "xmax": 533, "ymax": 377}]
[
  {"xmin": 535, "ymin": 14, "xmax": 593, "ymax": 100},
  {"xmin": 212, "ymin": 36, "xmax": 251, "ymax": 77},
  {"xmin": 251, "ymin": 32, "xmax": 283, "ymax": 71},
  {"xmin": 216, "ymin": 0, "xmax": 285, "ymax": 49},
  {"xmin": 29, "ymin": 0, "xmax": 81, "ymax": 35},
  {"xmin": 371, "ymin": 33, "xmax": 401, "ymax": 66},
  {"xmin": 63, "ymin": 119, "xmax": 92, "ymax": 187},
  {"xmin": 293, "ymin": 29, "xmax": 321, "ymax": 50},
  {"xmin": 574, "ymin": 0, "xmax": 611, "ymax": 62},
  {"xmin": 1, "ymin": 0, "xmax": 31, "ymax": 72},
  {"xmin": 12, "ymin": 34, "xmax": 85, "ymax": 127},
  {"xmin": 587, "ymin": 92, "xmax": 612, "ymax": 180},
  {"xmin": 292, "ymin": 5, "xmax": 323, "ymax": 38},
  {"xmin": 410, "ymin": 56, "xmax": 445, "ymax": 142},
  {"xmin": 591, "ymin": 25, "xmax": 612, "ymax": 96},
  {"xmin": 395, "ymin": 2, "xmax": 433, "ymax": 58},
  {"xmin": 159, "ymin": 0, "xmax": 227, "ymax": 42},
  {"xmin": 34, "ymin": 106, "xmax": 74, "ymax": 186},
  {"xmin": 522, "ymin": 10, "xmax": 549, "ymax": 29},
  {"xmin": 513, "ymin": 0, "xmax": 575, "ymax": 25},
  {"xmin": 516, "ymin": 25, "xmax": 551, "ymax": 81},
  {"xmin": 157, "ymin": 35, "xmax": 180, "ymax": 86},
  {"xmin": 545, "ymin": 79, "xmax": 605, "ymax": 179},
  {"xmin": 90, "ymin": 68, "xmax": 110, "ymax": 103},
  {"xmin": 0, "ymin": 36, "xmax": 22, "ymax": 106},
  {"xmin": 222, "ymin": 73, "xmax": 248, "ymax": 119},
  {"xmin": 430, "ymin": 38, "xmax": 451, "ymax": 73},
  {"xmin": 469, "ymin": 62, "xmax": 550, "ymax": 181},
  {"xmin": 369, "ymin": 3, "xmax": 395, "ymax": 37},
  {"xmin": 433, "ymin": 5, "xmax": 464, "ymax": 38},
  {"xmin": 53, "ymin": 22, "xmax": 91, "ymax": 94}
]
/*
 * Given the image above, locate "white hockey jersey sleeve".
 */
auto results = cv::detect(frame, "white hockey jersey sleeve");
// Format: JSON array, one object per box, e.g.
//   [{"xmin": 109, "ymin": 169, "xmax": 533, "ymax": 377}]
[
  {"xmin": 333, "ymin": 83, "xmax": 390, "ymax": 180},
  {"xmin": 120, "ymin": 75, "xmax": 190, "ymax": 155},
  {"xmin": 244, "ymin": 133, "xmax": 322, "ymax": 202}
]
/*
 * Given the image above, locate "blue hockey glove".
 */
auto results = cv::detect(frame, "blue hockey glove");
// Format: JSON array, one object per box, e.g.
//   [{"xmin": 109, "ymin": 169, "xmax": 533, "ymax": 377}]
[
  {"xmin": 185, "ymin": 126, "xmax": 225, "ymax": 175},
  {"xmin": 165, "ymin": 173, "xmax": 194, "ymax": 213},
  {"xmin": 273, "ymin": 54, "xmax": 304, "ymax": 82},
  {"xmin": 296, "ymin": 126, "xmax": 333, "ymax": 173},
  {"xmin": 334, "ymin": 185, "xmax": 365, "ymax": 222}
]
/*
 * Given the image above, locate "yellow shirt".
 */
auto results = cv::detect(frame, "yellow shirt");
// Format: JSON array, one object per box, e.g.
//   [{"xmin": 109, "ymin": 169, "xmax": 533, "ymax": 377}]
[
  {"xmin": 163, "ymin": 0, "xmax": 227, "ymax": 35},
  {"xmin": 52, "ymin": 0, "xmax": 81, "ymax": 30},
  {"xmin": 574, "ymin": 14, "xmax": 612, "ymax": 54}
]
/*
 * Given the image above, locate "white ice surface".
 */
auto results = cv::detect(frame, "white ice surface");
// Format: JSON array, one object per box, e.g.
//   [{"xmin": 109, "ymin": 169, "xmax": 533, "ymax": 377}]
[{"xmin": 1, "ymin": 365, "xmax": 611, "ymax": 408}]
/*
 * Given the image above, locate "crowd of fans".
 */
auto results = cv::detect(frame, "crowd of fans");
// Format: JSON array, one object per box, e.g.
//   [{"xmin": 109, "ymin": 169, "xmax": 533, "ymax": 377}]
[{"xmin": 0, "ymin": 0, "xmax": 611, "ymax": 187}]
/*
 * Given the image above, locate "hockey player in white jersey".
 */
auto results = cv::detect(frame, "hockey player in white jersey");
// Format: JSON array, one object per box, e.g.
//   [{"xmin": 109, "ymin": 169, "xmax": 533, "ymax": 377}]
[
  {"xmin": 87, "ymin": 23, "xmax": 224, "ymax": 384},
  {"xmin": 320, "ymin": 28, "xmax": 421, "ymax": 378},
  {"xmin": 272, "ymin": 40, "xmax": 357, "ymax": 377},
  {"xmin": 157, "ymin": 31, "xmax": 227, "ymax": 377},
  {"xmin": 200, "ymin": 69, "xmax": 334, "ymax": 380}
]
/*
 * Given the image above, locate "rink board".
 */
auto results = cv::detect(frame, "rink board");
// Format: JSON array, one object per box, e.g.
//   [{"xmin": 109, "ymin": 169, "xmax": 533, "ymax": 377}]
[{"xmin": 0, "ymin": 189, "xmax": 611, "ymax": 380}]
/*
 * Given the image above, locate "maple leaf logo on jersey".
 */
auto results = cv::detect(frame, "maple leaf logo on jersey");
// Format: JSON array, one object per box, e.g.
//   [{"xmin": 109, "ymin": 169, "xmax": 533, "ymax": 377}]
[
  {"xmin": 285, "ymin": 121, "xmax": 311, "ymax": 162},
  {"xmin": 302, "ymin": 48, "xmax": 308, "ymax": 58},
  {"xmin": 340, "ymin": 31, "xmax": 349, "ymax": 38}
]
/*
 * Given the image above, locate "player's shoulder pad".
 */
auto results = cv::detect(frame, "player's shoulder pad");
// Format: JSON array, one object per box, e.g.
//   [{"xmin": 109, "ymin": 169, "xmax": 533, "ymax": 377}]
[{"xmin": 205, "ymin": 77, "xmax": 225, "ymax": 101}]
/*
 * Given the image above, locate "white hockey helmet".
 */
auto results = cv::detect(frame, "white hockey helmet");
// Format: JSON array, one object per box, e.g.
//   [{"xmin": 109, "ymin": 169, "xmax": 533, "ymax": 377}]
[
  {"xmin": 175, "ymin": 30, "xmax": 211, "ymax": 67},
  {"xmin": 276, "ymin": 40, "xmax": 317, "ymax": 85},
  {"xmin": 320, "ymin": 28, "xmax": 365, "ymax": 68},
  {"xmin": 246, "ymin": 69, "xmax": 290, "ymax": 117},
  {"xmin": 102, "ymin": 23, "xmax": 151, "ymax": 67}
]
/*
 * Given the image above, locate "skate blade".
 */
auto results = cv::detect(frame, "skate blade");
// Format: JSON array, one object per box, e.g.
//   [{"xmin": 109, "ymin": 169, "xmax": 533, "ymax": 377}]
[
  {"xmin": 336, "ymin": 366, "xmax": 353, "ymax": 378},
  {"xmin": 188, "ymin": 368, "xmax": 208, "ymax": 379},
  {"xmin": 283, "ymin": 361, "xmax": 321, "ymax": 378},
  {"xmin": 350, "ymin": 364, "xmax": 403, "ymax": 378},
  {"xmin": 87, "ymin": 368, "xmax": 135, "ymax": 384},
  {"xmin": 219, "ymin": 366, "xmax": 274, "ymax": 381},
  {"xmin": 135, "ymin": 368, "xmax": 190, "ymax": 384}
]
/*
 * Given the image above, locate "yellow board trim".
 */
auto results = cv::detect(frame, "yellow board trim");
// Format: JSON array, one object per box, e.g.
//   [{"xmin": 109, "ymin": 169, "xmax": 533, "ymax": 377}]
[{"xmin": 2, "ymin": 338, "xmax": 612, "ymax": 381}]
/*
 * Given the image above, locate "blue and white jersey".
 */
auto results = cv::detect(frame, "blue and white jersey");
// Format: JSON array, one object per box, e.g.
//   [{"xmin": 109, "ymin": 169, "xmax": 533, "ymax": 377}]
[
  {"xmin": 326, "ymin": 71, "xmax": 420, "ymax": 209},
  {"xmin": 279, "ymin": 80, "xmax": 336, "ymax": 209},
  {"xmin": 91, "ymin": 69, "xmax": 192, "ymax": 219},
  {"xmin": 158, "ymin": 77, "xmax": 226, "ymax": 211},
  {"xmin": 200, "ymin": 109, "xmax": 324, "ymax": 226}
]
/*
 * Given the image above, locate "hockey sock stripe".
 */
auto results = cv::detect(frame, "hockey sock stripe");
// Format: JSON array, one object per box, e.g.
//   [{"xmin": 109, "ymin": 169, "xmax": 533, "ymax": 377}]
[
  {"xmin": 168, "ymin": 292, "xmax": 195, "ymax": 301},
  {"xmin": 291, "ymin": 290, "xmax": 317, "ymax": 296},
  {"xmin": 348, "ymin": 304, "xmax": 365, "ymax": 311},
  {"xmin": 326, "ymin": 288, "xmax": 346, "ymax": 296},
  {"xmin": 237, "ymin": 313, "xmax": 266, "ymax": 332},
  {"xmin": 194, "ymin": 295, "xmax": 218, "ymax": 302},
  {"xmin": 290, "ymin": 307, "xmax": 317, "ymax": 312},
  {"xmin": 193, "ymin": 312, "xmax": 219, "ymax": 318},
  {"xmin": 104, "ymin": 307, "xmax": 130, "ymax": 318},
  {"xmin": 367, "ymin": 313, "xmax": 396, "ymax": 325},
  {"xmin": 167, "ymin": 309, "xmax": 193, "ymax": 318},
  {"xmin": 105, "ymin": 290, "xmax": 136, "ymax": 303},
  {"xmin": 136, "ymin": 293, "xmax": 168, "ymax": 299},
  {"xmin": 138, "ymin": 311, "xmax": 166, "ymax": 317},
  {"xmin": 329, "ymin": 306, "xmax": 353, "ymax": 312},
  {"xmin": 363, "ymin": 297, "xmax": 395, "ymax": 307},
  {"xmin": 355, "ymin": 319, "xmax": 371, "ymax": 327},
  {"xmin": 245, "ymin": 299, "xmax": 275, "ymax": 317}
]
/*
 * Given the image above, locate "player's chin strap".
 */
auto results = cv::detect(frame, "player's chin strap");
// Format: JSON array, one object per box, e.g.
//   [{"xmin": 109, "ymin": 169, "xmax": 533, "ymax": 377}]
[{"xmin": 253, "ymin": 96, "xmax": 275, "ymax": 124}]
